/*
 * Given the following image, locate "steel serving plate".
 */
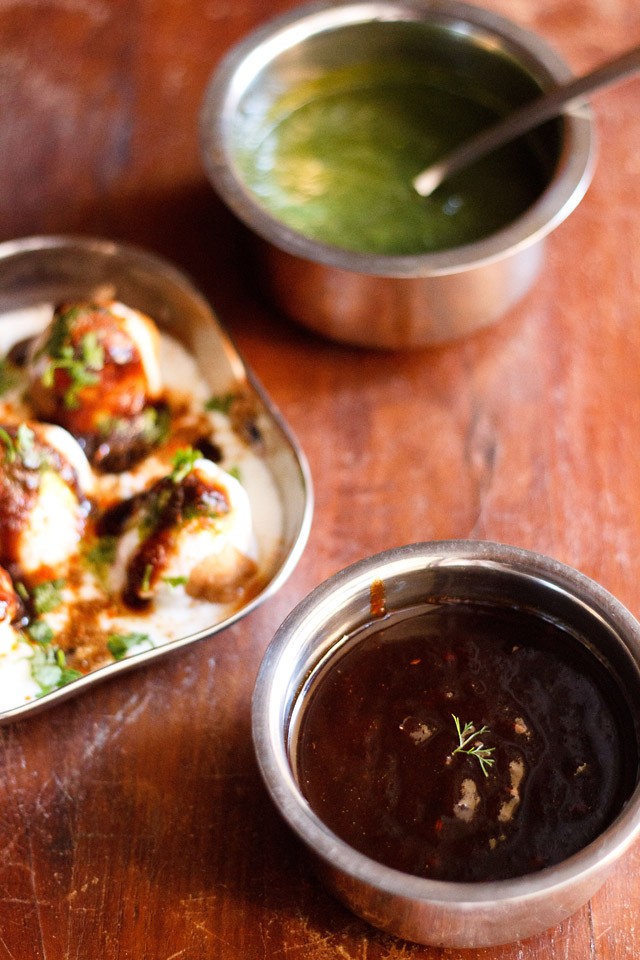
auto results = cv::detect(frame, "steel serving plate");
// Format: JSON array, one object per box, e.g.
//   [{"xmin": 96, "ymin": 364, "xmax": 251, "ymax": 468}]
[{"xmin": 0, "ymin": 234, "xmax": 313, "ymax": 723}]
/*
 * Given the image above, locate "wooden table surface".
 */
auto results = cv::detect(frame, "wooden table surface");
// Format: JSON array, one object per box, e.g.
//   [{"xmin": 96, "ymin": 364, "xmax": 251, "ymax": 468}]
[{"xmin": 2, "ymin": 0, "xmax": 640, "ymax": 957}]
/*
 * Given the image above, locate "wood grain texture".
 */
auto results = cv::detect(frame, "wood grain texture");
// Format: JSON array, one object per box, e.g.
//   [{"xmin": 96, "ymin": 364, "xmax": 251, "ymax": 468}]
[{"xmin": 2, "ymin": 0, "xmax": 640, "ymax": 956}]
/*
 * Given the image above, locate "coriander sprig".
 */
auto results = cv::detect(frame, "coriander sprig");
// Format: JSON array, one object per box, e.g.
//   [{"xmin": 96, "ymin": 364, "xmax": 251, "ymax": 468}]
[
  {"xmin": 205, "ymin": 392, "xmax": 236, "ymax": 414},
  {"xmin": 0, "ymin": 357, "xmax": 19, "ymax": 397},
  {"xmin": 0, "ymin": 423, "xmax": 39, "ymax": 467},
  {"xmin": 107, "ymin": 632, "xmax": 154, "ymax": 661},
  {"xmin": 170, "ymin": 446, "xmax": 202, "ymax": 484},
  {"xmin": 451, "ymin": 714, "xmax": 495, "ymax": 777},
  {"xmin": 30, "ymin": 645, "xmax": 81, "ymax": 696}
]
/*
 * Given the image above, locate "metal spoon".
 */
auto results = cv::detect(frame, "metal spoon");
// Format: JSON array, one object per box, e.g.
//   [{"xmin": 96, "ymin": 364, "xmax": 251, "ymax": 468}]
[{"xmin": 413, "ymin": 44, "xmax": 640, "ymax": 197}]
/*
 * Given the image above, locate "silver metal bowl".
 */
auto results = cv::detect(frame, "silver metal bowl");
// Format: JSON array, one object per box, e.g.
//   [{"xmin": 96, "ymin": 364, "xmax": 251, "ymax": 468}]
[
  {"xmin": 200, "ymin": 0, "xmax": 595, "ymax": 349},
  {"xmin": 252, "ymin": 541, "xmax": 640, "ymax": 947}
]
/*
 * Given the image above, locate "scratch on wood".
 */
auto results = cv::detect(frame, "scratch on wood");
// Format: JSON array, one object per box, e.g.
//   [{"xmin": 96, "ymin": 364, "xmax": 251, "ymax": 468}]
[
  {"xmin": 71, "ymin": 690, "xmax": 151, "ymax": 773},
  {"xmin": 12, "ymin": 746, "xmax": 47, "ymax": 960},
  {"xmin": 379, "ymin": 940, "xmax": 424, "ymax": 959},
  {"xmin": 0, "ymin": 931, "xmax": 19, "ymax": 960},
  {"xmin": 0, "ymin": 0, "xmax": 111, "ymax": 22},
  {"xmin": 261, "ymin": 921, "xmax": 351, "ymax": 958},
  {"xmin": 192, "ymin": 919, "xmax": 230, "ymax": 946},
  {"xmin": 0, "ymin": 833, "xmax": 28, "ymax": 866},
  {"xmin": 0, "ymin": 897, "xmax": 52, "ymax": 906},
  {"xmin": 587, "ymin": 901, "xmax": 597, "ymax": 960},
  {"xmin": 464, "ymin": 410, "xmax": 498, "ymax": 539}
]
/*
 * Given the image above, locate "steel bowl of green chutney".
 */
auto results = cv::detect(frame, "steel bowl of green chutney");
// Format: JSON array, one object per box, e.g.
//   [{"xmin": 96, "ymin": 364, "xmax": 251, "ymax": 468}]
[{"xmin": 200, "ymin": 0, "xmax": 595, "ymax": 349}]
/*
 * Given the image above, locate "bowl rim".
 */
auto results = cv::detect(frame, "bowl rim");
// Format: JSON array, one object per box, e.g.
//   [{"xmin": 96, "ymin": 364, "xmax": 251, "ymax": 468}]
[
  {"xmin": 200, "ymin": 0, "xmax": 596, "ymax": 278},
  {"xmin": 252, "ymin": 539, "xmax": 640, "ymax": 905}
]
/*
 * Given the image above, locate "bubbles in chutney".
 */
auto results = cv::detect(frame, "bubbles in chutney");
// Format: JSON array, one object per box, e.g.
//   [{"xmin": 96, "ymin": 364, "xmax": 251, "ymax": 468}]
[{"xmin": 290, "ymin": 602, "xmax": 638, "ymax": 882}]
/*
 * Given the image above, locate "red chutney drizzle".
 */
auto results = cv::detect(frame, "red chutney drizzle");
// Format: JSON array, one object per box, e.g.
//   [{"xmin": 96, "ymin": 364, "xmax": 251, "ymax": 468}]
[{"xmin": 291, "ymin": 602, "xmax": 639, "ymax": 882}]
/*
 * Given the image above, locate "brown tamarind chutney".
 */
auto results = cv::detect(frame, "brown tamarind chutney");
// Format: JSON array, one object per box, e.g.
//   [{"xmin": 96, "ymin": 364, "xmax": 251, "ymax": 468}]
[{"xmin": 289, "ymin": 601, "xmax": 638, "ymax": 882}]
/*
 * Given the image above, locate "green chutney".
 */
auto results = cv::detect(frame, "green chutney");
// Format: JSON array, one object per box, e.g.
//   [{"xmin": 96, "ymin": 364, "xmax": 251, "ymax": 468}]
[{"xmin": 236, "ymin": 64, "xmax": 551, "ymax": 256}]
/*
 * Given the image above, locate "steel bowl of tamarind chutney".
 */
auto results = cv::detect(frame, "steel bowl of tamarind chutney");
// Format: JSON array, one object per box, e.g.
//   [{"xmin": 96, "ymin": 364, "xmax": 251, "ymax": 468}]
[{"xmin": 252, "ymin": 541, "xmax": 640, "ymax": 948}]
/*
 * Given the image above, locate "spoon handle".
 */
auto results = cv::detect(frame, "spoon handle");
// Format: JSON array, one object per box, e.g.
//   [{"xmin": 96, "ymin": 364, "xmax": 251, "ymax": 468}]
[{"xmin": 413, "ymin": 44, "xmax": 640, "ymax": 197}]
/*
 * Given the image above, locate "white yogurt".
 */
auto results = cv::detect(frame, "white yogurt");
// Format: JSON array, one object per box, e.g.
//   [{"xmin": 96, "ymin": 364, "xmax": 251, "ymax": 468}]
[{"xmin": 0, "ymin": 303, "xmax": 284, "ymax": 712}]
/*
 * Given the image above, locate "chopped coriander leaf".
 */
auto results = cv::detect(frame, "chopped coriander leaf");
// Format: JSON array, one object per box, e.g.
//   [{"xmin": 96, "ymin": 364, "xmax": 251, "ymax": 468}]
[
  {"xmin": 0, "ymin": 357, "xmax": 19, "ymax": 396},
  {"xmin": 97, "ymin": 415, "xmax": 119, "ymax": 437},
  {"xmin": 36, "ymin": 309, "xmax": 72, "ymax": 360},
  {"xmin": 32, "ymin": 578, "xmax": 65, "ymax": 615},
  {"xmin": 107, "ymin": 632, "xmax": 153, "ymax": 661},
  {"xmin": 0, "ymin": 424, "xmax": 42, "ymax": 470},
  {"xmin": 227, "ymin": 465, "xmax": 242, "ymax": 483},
  {"xmin": 80, "ymin": 331, "xmax": 104, "ymax": 370},
  {"xmin": 57, "ymin": 305, "xmax": 84, "ymax": 325},
  {"xmin": 205, "ymin": 392, "xmax": 236, "ymax": 414},
  {"xmin": 95, "ymin": 413, "xmax": 128, "ymax": 438},
  {"xmin": 170, "ymin": 447, "xmax": 202, "ymax": 484},
  {"xmin": 27, "ymin": 621, "xmax": 54, "ymax": 645},
  {"xmin": 138, "ymin": 496, "xmax": 164, "ymax": 539},
  {"xmin": 142, "ymin": 405, "xmax": 170, "ymax": 446},
  {"xmin": 0, "ymin": 427, "xmax": 15, "ymax": 463},
  {"xmin": 96, "ymin": 406, "xmax": 170, "ymax": 448},
  {"xmin": 85, "ymin": 536, "xmax": 118, "ymax": 581},
  {"xmin": 15, "ymin": 424, "xmax": 41, "ymax": 469},
  {"xmin": 140, "ymin": 563, "xmax": 153, "ymax": 594},
  {"xmin": 31, "ymin": 645, "xmax": 81, "ymax": 696},
  {"xmin": 162, "ymin": 575, "xmax": 188, "ymax": 588},
  {"xmin": 39, "ymin": 320, "xmax": 105, "ymax": 410},
  {"xmin": 15, "ymin": 581, "xmax": 29, "ymax": 602}
]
